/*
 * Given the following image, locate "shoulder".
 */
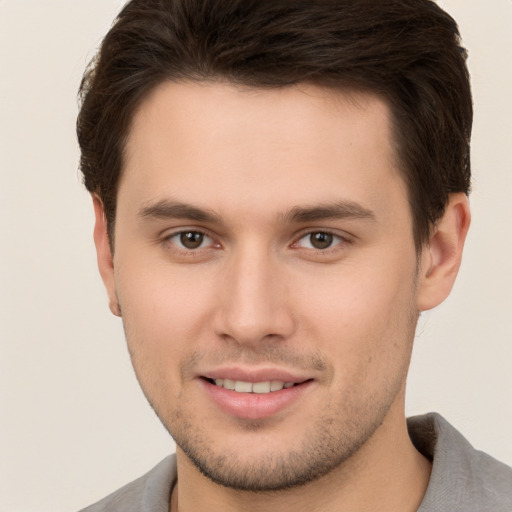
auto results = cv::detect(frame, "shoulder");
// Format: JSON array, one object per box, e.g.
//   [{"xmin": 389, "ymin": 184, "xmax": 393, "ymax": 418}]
[
  {"xmin": 409, "ymin": 413, "xmax": 512, "ymax": 512},
  {"xmin": 78, "ymin": 455, "xmax": 177, "ymax": 512}
]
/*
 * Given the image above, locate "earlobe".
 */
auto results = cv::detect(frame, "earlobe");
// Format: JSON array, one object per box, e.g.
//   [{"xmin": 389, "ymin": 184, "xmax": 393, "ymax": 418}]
[
  {"xmin": 416, "ymin": 193, "xmax": 471, "ymax": 312},
  {"xmin": 92, "ymin": 195, "xmax": 122, "ymax": 317}
]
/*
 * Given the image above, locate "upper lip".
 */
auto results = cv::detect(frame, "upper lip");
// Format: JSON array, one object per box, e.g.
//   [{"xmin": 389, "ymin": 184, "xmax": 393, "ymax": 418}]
[{"xmin": 200, "ymin": 366, "xmax": 312, "ymax": 384}]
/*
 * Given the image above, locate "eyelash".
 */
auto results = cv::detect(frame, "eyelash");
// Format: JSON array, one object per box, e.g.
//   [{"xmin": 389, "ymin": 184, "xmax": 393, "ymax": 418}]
[
  {"xmin": 160, "ymin": 229, "xmax": 351, "ymax": 255},
  {"xmin": 161, "ymin": 229, "xmax": 218, "ymax": 253},
  {"xmin": 293, "ymin": 231, "xmax": 349, "ymax": 252}
]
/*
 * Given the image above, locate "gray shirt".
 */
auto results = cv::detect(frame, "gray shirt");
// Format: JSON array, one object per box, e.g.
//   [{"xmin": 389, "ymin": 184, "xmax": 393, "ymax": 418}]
[{"xmin": 79, "ymin": 413, "xmax": 512, "ymax": 511}]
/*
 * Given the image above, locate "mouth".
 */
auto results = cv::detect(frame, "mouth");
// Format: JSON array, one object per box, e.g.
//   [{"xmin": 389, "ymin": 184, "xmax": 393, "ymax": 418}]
[
  {"xmin": 201, "ymin": 375, "xmax": 313, "ymax": 420},
  {"xmin": 204, "ymin": 377, "xmax": 299, "ymax": 394}
]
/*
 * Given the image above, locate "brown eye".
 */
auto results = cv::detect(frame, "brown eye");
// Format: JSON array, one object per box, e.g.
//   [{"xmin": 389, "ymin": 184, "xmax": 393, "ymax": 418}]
[
  {"xmin": 179, "ymin": 231, "xmax": 205, "ymax": 249},
  {"xmin": 309, "ymin": 232, "xmax": 334, "ymax": 249}
]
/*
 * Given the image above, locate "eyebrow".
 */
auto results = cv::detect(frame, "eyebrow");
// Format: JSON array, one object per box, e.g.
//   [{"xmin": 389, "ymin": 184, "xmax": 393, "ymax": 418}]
[
  {"xmin": 138, "ymin": 199, "xmax": 375, "ymax": 225},
  {"xmin": 282, "ymin": 200, "xmax": 376, "ymax": 223},
  {"xmin": 138, "ymin": 200, "xmax": 221, "ymax": 223}
]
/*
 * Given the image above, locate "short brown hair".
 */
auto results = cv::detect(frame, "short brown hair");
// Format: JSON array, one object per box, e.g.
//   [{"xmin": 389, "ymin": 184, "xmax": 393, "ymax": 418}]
[{"xmin": 77, "ymin": 0, "xmax": 472, "ymax": 249}]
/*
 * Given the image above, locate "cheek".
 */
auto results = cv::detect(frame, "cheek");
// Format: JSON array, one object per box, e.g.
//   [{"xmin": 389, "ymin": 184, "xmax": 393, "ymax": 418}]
[
  {"xmin": 299, "ymin": 260, "xmax": 415, "ymax": 322},
  {"xmin": 117, "ymin": 256, "xmax": 215, "ymax": 327},
  {"xmin": 296, "ymin": 261, "xmax": 418, "ymax": 375},
  {"xmin": 114, "ymin": 262, "xmax": 218, "ymax": 384}
]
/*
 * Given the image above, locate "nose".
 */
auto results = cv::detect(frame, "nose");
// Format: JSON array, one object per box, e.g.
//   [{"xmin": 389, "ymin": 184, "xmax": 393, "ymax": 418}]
[{"xmin": 213, "ymin": 247, "xmax": 296, "ymax": 346}]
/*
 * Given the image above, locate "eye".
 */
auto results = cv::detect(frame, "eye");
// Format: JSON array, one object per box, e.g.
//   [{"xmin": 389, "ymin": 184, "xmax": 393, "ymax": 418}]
[
  {"xmin": 167, "ymin": 230, "xmax": 214, "ymax": 250},
  {"xmin": 296, "ymin": 231, "xmax": 343, "ymax": 250}
]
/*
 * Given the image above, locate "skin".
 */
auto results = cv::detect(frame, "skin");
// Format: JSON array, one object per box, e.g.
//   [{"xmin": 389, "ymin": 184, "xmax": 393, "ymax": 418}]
[{"xmin": 93, "ymin": 81, "xmax": 470, "ymax": 512}]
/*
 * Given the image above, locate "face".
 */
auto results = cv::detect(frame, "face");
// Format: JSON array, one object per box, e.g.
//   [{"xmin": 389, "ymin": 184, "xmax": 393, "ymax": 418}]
[{"xmin": 99, "ymin": 82, "xmax": 428, "ymax": 490}]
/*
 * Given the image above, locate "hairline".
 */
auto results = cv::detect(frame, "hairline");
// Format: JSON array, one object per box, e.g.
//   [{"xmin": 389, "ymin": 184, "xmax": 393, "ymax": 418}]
[{"xmin": 107, "ymin": 76, "xmax": 428, "ymax": 253}]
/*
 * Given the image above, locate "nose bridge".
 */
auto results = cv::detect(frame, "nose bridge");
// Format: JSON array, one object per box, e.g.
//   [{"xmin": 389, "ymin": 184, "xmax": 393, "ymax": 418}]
[{"xmin": 214, "ymin": 242, "xmax": 294, "ymax": 344}]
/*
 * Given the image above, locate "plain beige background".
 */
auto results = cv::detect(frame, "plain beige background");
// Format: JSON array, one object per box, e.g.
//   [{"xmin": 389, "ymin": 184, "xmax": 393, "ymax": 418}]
[{"xmin": 0, "ymin": 1, "xmax": 511, "ymax": 511}]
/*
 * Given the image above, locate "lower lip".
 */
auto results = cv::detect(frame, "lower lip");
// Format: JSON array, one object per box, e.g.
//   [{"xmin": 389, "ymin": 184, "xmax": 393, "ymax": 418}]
[{"xmin": 201, "ymin": 379, "xmax": 313, "ymax": 420}]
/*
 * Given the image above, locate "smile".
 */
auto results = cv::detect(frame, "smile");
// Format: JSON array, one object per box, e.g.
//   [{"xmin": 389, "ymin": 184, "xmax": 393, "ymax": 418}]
[
  {"xmin": 211, "ymin": 378, "xmax": 296, "ymax": 393},
  {"xmin": 201, "ymin": 375, "xmax": 313, "ymax": 419}
]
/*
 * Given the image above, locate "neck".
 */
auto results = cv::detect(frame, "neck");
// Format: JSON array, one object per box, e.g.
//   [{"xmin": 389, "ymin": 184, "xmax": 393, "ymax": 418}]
[{"xmin": 170, "ymin": 404, "xmax": 431, "ymax": 512}]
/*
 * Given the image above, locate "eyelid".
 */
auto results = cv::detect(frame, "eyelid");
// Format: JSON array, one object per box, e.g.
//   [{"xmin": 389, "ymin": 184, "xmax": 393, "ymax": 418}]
[
  {"xmin": 160, "ymin": 227, "xmax": 220, "ymax": 251},
  {"xmin": 157, "ymin": 226, "xmax": 353, "ymax": 254},
  {"xmin": 291, "ymin": 229, "xmax": 352, "ymax": 251}
]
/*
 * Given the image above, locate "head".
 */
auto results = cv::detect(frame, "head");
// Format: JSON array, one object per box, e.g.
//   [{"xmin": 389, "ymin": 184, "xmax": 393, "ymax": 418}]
[
  {"xmin": 78, "ymin": 0, "xmax": 472, "ymax": 493},
  {"xmin": 78, "ymin": 0, "xmax": 472, "ymax": 251}
]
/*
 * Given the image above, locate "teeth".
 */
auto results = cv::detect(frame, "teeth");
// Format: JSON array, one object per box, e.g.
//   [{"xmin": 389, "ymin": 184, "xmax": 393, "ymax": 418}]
[
  {"xmin": 271, "ymin": 380, "xmax": 285, "ymax": 391},
  {"xmin": 223, "ymin": 378, "xmax": 235, "ymax": 390},
  {"xmin": 252, "ymin": 381, "xmax": 271, "ymax": 393},
  {"xmin": 234, "ymin": 380, "xmax": 253, "ymax": 393},
  {"xmin": 212, "ymin": 379, "xmax": 296, "ymax": 393}
]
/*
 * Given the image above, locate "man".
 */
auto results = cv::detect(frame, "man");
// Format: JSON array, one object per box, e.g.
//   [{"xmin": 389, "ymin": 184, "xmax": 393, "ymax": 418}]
[{"xmin": 77, "ymin": 0, "xmax": 512, "ymax": 510}]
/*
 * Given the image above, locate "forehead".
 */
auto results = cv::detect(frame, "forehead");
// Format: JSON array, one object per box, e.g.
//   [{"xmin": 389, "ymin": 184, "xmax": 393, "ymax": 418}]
[
  {"xmin": 126, "ymin": 81, "xmax": 393, "ymax": 164},
  {"xmin": 120, "ymin": 81, "xmax": 408, "ymax": 227}
]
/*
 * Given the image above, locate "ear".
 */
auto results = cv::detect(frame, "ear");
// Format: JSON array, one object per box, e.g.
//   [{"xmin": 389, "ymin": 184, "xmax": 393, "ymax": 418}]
[
  {"xmin": 416, "ymin": 193, "xmax": 471, "ymax": 312},
  {"xmin": 92, "ymin": 195, "xmax": 122, "ymax": 317}
]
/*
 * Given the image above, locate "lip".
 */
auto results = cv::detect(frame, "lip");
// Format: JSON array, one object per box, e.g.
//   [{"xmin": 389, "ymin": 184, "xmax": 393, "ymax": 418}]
[
  {"xmin": 199, "ymin": 366, "xmax": 314, "ymax": 420},
  {"xmin": 201, "ymin": 366, "xmax": 310, "ymax": 384}
]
